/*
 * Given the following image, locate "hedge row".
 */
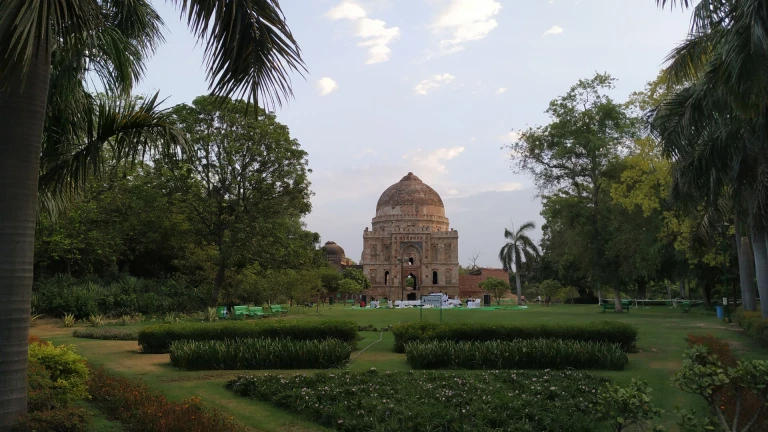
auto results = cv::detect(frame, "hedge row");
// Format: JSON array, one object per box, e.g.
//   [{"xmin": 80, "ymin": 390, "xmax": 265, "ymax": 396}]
[
  {"xmin": 391, "ymin": 320, "xmax": 638, "ymax": 353},
  {"xmin": 138, "ymin": 319, "xmax": 358, "ymax": 353},
  {"xmin": 72, "ymin": 328, "xmax": 138, "ymax": 340},
  {"xmin": 733, "ymin": 308, "xmax": 768, "ymax": 348},
  {"xmin": 405, "ymin": 339, "xmax": 628, "ymax": 370},
  {"xmin": 169, "ymin": 338, "xmax": 352, "ymax": 370}
]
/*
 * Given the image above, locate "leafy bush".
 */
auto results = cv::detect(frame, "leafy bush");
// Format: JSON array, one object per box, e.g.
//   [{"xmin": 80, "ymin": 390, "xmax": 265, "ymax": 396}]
[
  {"xmin": 593, "ymin": 379, "xmax": 663, "ymax": 432},
  {"xmin": 733, "ymin": 308, "xmax": 768, "ymax": 348},
  {"xmin": 169, "ymin": 338, "xmax": 352, "ymax": 370},
  {"xmin": 88, "ymin": 366, "xmax": 245, "ymax": 432},
  {"xmin": 675, "ymin": 345, "xmax": 768, "ymax": 432},
  {"xmin": 227, "ymin": 369, "xmax": 612, "ymax": 431},
  {"xmin": 88, "ymin": 314, "xmax": 105, "ymax": 327},
  {"xmin": 12, "ymin": 406, "xmax": 90, "ymax": 432},
  {"xmin": 138, "ymin": 319, "xmax": 358, "ymax": 353},
  {"xmin": 686, "ymin": 333, "xmax": 736, "ymax": 366},
  {"xmin": 392, "ymin": 320, "xmax": 638, "ymax": 353},
  {"xmin": 28, "ymin": 340, "xmax": 89, "ymax": 405},
  {"xmin": 63, "ymin": 313, "xmax": 76, "ymax": 327},
  {"xmin": 72, "ymin": 328, "xmax": 138, "ymax": 340},
  {"xmin": 405, "ymin": 339, "xmax": 628, "ymax": 370}
]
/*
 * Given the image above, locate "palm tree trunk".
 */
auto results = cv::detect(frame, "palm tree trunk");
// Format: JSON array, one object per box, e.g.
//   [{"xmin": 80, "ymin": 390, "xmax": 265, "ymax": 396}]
[
  {"xmin": 679, "ymin": 280, "xmax": 685, "ymax": 298},
  {"xmin": 514, "ymin": 260, "xmax": 523, "ymax": 306},
  {"xmin": 738, "ymin": 235, "xmax": 757, "ymax": 311},
  {"xmin": 0, "ymin": 47, "xmax": 51, "ymax": 426},
  {"xmin": 666, "ymin": 280, "xmax": 672, "ymax": 300},
  {"xmin": 750, "ymin": 231, "xmax": 768, "ymax": 318}
]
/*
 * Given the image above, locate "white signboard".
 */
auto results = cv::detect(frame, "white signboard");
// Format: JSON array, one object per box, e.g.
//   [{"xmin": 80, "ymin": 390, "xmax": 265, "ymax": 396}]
[
  {"xmin": 723, "ymin": 297, "xmax": 728, "ymax": 305},
  {"xmin": 422, "ymin": 294, "xmax": 442, "ymax": 308}
]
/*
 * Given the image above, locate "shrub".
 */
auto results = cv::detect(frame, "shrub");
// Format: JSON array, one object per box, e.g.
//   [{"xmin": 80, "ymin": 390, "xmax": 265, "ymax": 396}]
[
  {"xmin": 12, "ymin": 407, "xmax": 90, "ymax": 432},
  {"xmin": 733, "ymin": 308, "xmax": 768, "ymax": 348},
  {"xmin": 72, "ymin": 328, "xmax": 138, "ymax": 341},
  {"xmin": 88, "ymin": 314, "xmax": 105, "ymax": 327},
  {"xmin": 675, "ymin": 345, "xmax": 768, "ymax": 432},
  {"xmin": 391, "ymin": 320, "xmax": 638, "ymax": 353},
  {"xmin": 686, "ymin": 333, "xmax": 736, "ymax": 366},
  {"xmin": 405, "ymin": 339, "xmax": 628, "ymax": 370},
  {"xmin": 593, "ymin": 379, "xmax": 663, "ymax": 432},
  {"xmin": 169, "ymin": 338, "xmax": 352, "ymax": 370},
  {"xmin": 62, "ymin": 313, "xmax": 76, "ymax": 328},
  {"xmin": 118, "ymin": 315, "xmax": 132, "ymax": 325},
  {"xmin": 227, "ymin": 370, "xmax": 613, "ymax": 431},
  {"xmin": 138, "ymin": 319, "xmax": 358, "ymax": 353},
  {"xmin": 88, "ymin": 366, "xmax": 245, "ymax": 432},
  {"xmin": 206, "ymin": 307, "xmax": 218, "ymax": 322},
  {"xmin": 28, "ymin": 340, "xmax": 89, "ymax": 405}
]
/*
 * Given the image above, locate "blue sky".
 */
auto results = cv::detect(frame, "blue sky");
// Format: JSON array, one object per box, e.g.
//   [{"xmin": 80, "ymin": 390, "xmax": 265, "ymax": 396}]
[{"xmin": 135, "ymin": 0, "xmax": 692, "ymax": 267}]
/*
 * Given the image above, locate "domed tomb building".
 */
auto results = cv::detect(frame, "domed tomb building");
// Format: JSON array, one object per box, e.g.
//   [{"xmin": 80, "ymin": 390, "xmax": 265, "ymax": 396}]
[{"xmin": 361, "ymin": 173, "xmax": 459, "ymax": 300}]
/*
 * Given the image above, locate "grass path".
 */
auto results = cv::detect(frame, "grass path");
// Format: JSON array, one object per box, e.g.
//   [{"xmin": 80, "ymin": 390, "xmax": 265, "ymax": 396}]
[{"xmin": 33, "ymin": 304, "xmax": 767, "ymax": 431}]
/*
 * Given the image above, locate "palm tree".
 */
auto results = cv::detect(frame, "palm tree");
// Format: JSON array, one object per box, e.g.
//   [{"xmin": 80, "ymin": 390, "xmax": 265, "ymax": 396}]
[
  {"xmin": 498, "ymin": 221, "xmax": 540, "ymax": 305},
  {"xmin": 0, "ymin": 0, "xmax": 304, "ymax": 425},
  {"xmin": 652, "ymin": 0, "xmax": 768, "ymax": 317}
]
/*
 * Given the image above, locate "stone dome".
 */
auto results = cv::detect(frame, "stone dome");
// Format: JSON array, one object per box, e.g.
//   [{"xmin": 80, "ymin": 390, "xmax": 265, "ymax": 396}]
[
  {"xmin": 376, "ymin": 172, "xmax": 445, "ymax": 217},
  {"xmin": 322, "ymin": 241, "xmax": 345, "ymax": 257}
]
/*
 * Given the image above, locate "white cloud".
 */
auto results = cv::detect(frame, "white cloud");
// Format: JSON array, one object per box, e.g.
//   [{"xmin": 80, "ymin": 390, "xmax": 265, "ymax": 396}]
[
  {"xmin": 543, "ymin": 25, "xmax": 564, "ymax": 37},
  {"xmin": 326, "ymin": 2, "xmax": 400, "ymax": 64},
  {"xmin": 496, "ymin": 87, "xmax": 508, "ymax": 94},
  {"xmin": 326, "ymin": 1, "xmax": 366, "ymax": 20},
  {"xmin": 353, "ymin": 148, "xmax": 377, "ymax": 158},
  {"xmin": 499, "ymin": 131, "xmax": 521, "ymax": 143},
  {"xmin": 432, "ymin": 0, "xmax": 502, "ymax": 54},
  {"xmin": 496, "ymin": 182, "xmax": 524, "ymax": 192},
  {"xmin": 446, "ymin": 189, "xmax": 460, "ymax": 196},
  {"xmin": 470, "ymin": 136, "xmax": 477, "ymax": 142},
  {"xmin": 402, "ymin": 146, "xmax": 465, "ymax": 182},
  {"xmin": 316, "ymin": 77, "xmax": 339, "ymax": 96},
  {"xmin": 414, "ymin": 73, "xmax": 456, "ymax": 96}
]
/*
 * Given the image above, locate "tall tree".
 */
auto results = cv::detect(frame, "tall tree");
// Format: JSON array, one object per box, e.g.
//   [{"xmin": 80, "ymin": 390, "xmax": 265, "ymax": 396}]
[
  {"xmin": 509, "ymin": 73, "xmax": 636, "ymax": 310},
  {"xmin": 169, "ymin": 96, "xmax": 312, "ymax": 306},
  {"xmin": 0, "ymin": 0, "xmax": 304, "ymax": 424},
  {"xmin": 498, "ymin": 221, "xmax": 540, "ymax": 305}
]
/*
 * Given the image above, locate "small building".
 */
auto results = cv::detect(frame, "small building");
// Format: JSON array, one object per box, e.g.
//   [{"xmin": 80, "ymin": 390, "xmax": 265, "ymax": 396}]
[
  {"xmin": 321, "ymin": 241, "xmax": 354, "ymax": 269},
  {"xmin": 458, "ymin": 268, "xmax": 515, "ymax": 300}
]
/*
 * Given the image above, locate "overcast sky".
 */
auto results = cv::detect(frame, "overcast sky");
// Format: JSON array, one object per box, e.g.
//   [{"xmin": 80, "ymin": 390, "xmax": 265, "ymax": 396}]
[{"xmin": 134, "ymin": 0, "xmax": 692, "ymax": 267}]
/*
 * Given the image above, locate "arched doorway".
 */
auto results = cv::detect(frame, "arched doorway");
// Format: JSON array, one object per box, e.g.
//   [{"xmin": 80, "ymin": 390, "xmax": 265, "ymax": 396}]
[
  {"xmin": 432, "ymin": 270, "xmax": 438, "ymax": 285},
  {"xmin": 384, "ymin": 271, "xmax": 390, "ymax": 285}
]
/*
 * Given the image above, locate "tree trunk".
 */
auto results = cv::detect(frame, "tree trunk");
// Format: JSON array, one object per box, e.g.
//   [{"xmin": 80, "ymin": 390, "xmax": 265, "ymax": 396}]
[
  {"xmin": 679, "ymin": 280, "xmax": 685, "ymax": 298},
  {"xmin": 637, "ymin": 280, "xmax": 647, "ymax": 300},
  {"xmin": 210, "ymin": 261, "xmax": 226, "ymax": 306},
  {"xmin": 750, "ymin": 231, "xmax": 768, "ymax": 318},
  {"xmin": 702, "ymin": 281, "xmax": 712, "ymax": 307},
  {"xmin": 613, "ymin": 286, "xmax": 622, "ymax": 312},
  {"xmin": 0, "ymin": 46, "xmax": 51, "ymax": 426},
  {"xmin": 666, "ymin": 280, "xmax": 672, "ymax": 300},
  {"xmin": 514, "ymin": 265, "xmax": 522, "ymax": 306},
  {"xmin": 740, "ymin": 236, "xmax": 757, "ymax": 311}
]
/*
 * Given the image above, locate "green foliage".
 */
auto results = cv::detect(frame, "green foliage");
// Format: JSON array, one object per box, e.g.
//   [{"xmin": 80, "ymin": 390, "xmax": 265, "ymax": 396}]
[
  {"xmin": 478, "ymin": 277, "xmax": 509, "ymax": 305},
  {"xmin": 675, "ymin": 345, "xmax": 768, "ymax": 432},
  {"xmin": 206, "ymin": 307, "xmax": 218, "ymax": 322},
  {"xmin": 138, "ymin": 319, "xmax": 359, "ymax": 353},
  {"xmin": 405, "ymin": 339, "xmax": 627, "ymax": 370},
  {"xmin": 674, "ymin": 408, "xmax": 717, "ymax": 432},
  {"xmin": 88, "ymin": 314, "xmax": 105, "ymax": 327},
  {"xmin": 28, "ymin": 341, "xmax": 89, "ymax": 406},
  {"xmin": 391, "ymin": 320, "xmax": 638, "ymax": 353},
  {"xmin": 226, "ymin": 370, "xmax": 612, "ymax": 431},
  {"xmin": 342, "ymin": 268, "xmax": 371, "ymax": 290},
  {"xmin": 733, "ymin": 308, "xmax": 768, "ymax": 348},
  {"xmin": 593, "ymin": 380, "xmax": 663, "ymax": 432},
  {"xmin": 169, "ymin": 338, "xmax": 352, "ymax": 370},
  {"xmin": 11, "ymin": 406, "xmax": 90, "ymax": 432},
  {"xmin": 62, "ymin": 313, "xmax": 76, "ymax": 328},
  {"xmin": 72, "ymin": 328, "xmax": 138, "ymax": 341},
  {"xmin": 117, "ymin": 315, "xmax": 132, "ymax": 326}
]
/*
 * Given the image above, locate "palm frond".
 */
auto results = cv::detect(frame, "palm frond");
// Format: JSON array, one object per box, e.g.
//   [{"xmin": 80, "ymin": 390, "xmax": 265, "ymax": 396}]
[
  {"xmin": 171, "ymin": 0, "xmax": 306, "ymax": 108},
  {"xmin": 38, "ymin": 92, "xmax": 187, "ymax": 215},
  {"xmin": 515, "ymin": 220, "xmax": 537, "ymax": 235}
]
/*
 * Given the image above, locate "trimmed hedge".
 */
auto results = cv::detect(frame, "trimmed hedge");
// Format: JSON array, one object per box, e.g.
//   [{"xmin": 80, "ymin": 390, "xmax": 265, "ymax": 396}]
[
  {"xmin": 391, "ymin": 320, "xmax": 638, "ymax": 353},
  {"xmin": 405, "ymin": 339, "xmax": 628, "ymax": 370},
  {"xmin": 138, "ymin": 319, "xmax": 358, "ymax": 353},
  {"xmin": 72, "ymin": 328, "xmax": 138, "ymax": 340},
  {"xmin": 733, "ymin": 308, "xmax": 768, "ymax": 348},
  {"xmin": 169, "ymin": 338, "xmax": 352, "ymax": 370}
]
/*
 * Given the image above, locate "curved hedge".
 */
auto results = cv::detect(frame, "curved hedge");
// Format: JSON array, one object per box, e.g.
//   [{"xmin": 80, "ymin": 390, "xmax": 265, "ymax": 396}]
[
  {"xmin": 392, "ymin": 320, "xmax": 638, "ymax": 353},
  {"xmin": 169, "ymin": 338, "xmax": 352, "ymax": 370},
  {"xmin": 405, "ymin": 339, "xmax": 628, "ymax": 370},
  {"xmin": 138, "ymin": 319, "xmax": 358, "ymax": 353}
]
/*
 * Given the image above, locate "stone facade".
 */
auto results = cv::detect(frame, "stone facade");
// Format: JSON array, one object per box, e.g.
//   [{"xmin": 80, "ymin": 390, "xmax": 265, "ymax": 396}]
[{"xmin": 361, "ymin": 173, "xmax": 460, "ymax": 300}]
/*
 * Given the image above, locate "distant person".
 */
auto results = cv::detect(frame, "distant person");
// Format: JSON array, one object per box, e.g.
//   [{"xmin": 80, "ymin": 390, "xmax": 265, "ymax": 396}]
[
  {"xmin": 537, "ymin": 295, "xmax": 542, "ymax": 304},
  {"xmin": 520, "ymin": 295, "xmax": 527, "ymax": 305}
]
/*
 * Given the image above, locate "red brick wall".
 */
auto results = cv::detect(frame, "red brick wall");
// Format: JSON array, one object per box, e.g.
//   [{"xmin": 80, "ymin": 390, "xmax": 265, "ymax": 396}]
[{"xmin": 458, "ymin": 268, "xmax": 514, "ymax": 299}]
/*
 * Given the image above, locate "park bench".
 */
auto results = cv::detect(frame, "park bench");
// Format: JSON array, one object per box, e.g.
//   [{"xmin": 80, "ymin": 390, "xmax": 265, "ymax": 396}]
[
  {"xmin": 599, "ymin": 303, "xmax": 613, "ymax": 312},
  {"xmin": 216, "ymin": 306, "xmax": 228, "ymax": 319},
  {"xmin": 248, "ymin": 306, "xmax": 266, "ymax": 318},
  {"xmin": 599, "ymin": 301, "xmax": 631, "ymax": 313},
  {"xmin": 271, "ymin": 305, "xmax": 288, "ymax": 315},
  {"xmin": 681, "ymin": 301, "xmax": 695, "ymax": 313},
  {"xmin": 232, "ymin": 305, "xmax": 249, "ymax": 319}
]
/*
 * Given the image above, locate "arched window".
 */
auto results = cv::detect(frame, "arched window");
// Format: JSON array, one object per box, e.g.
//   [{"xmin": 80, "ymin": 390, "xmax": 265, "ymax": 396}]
[
  {"xmin": 408, "ymin": 257, "xmax": 414, "ymax": 265},
  {"xmin": 432, "ymin": 271, "xmax": 438, "ymax": 285},
  {"xmin": 384, "ymin": 271, "xmax": 390, "ymax": 285}
]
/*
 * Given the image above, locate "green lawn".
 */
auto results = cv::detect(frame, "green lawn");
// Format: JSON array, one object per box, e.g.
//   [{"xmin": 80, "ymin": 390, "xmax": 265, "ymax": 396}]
[{"xmin": 34, "ymin": 304, "xmax": 767, "ymax": 432}]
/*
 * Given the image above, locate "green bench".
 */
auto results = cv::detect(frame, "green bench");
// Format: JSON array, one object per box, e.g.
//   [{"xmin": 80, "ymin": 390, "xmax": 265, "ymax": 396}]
[
  {"xmin": 681, "ymin": 301, "xmax": 694, "ymax": 313},
  {"xmin": 216, "ymin": 306, "xmax": 228, "ymax": 319},
  {"xmin": 248, "ymin": 306, "xmax": 267, "ymax": 318},
  {"xmin": 599, "ymin": 301, "xmax": 631, "ymax": 313},
  {"xmin": 271, "ymin": 305, "xmax": 288, "ymax": 315},
  {"xmin": 233, "ymin": 305, "xmax": 249, "ymax": 319}
]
